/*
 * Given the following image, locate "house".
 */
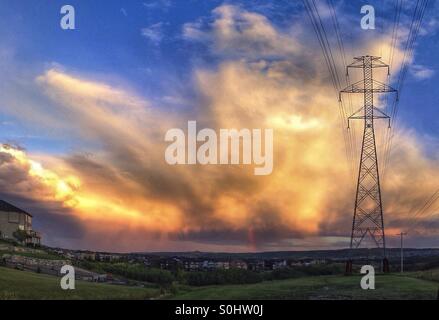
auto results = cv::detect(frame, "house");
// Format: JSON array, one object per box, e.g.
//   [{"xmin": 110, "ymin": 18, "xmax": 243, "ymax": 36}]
[
  {"xmin": 215, "ymin": 261, "xmax": 230, "ymax": 270},
  {"xmin": 230, "ymin": 260, "xmax": 248, "ymax": 270},
  {"xmin": 75, "ymin": 251, "xmax": 96, "ymax": 261},
  {"xmin": 247, "ymin": 260, "xmax": 265, "ymax": 272},
  {"xmin": 207, "ymin": 261, "xmax": 216, "ymax": 270},
  {"xmin": 183, "ymin": 259, "xmax": 202, "ymax": 271},
  {"xmin": 0, "ymin": 200, "xmax": 41, "ymax": 246},
  {"xmin": 271, "ymin": 259, "xmax": 287, "ymax": 270},
  {"xmin": 96, "ymin": 253, "xmax": 122, "ymax": 262},
  {"xmin": 158, "ymin": 257, "xmax": 182, "ymax": 271}
]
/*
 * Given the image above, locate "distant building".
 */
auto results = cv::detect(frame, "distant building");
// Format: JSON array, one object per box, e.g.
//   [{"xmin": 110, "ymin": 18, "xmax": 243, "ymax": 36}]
[
  {"xmin": 0, "ymin": 200, "xmax": 41, "ymax": 246},
  {"xmin": 181, "ymin": 259, "xmax": 234, "ymax": 271},
  {"xmin": 207, "ymin": 261, "xmax": 216, "ymax": 270},
  {"xmin": 247, "ymin": 260, "xmax": 265, "ymax": 272},
  {"xmin": 96, "ymin": 253, "xmax": 122, "ymax": 262},
  {"xmin": 272, "ymin": 260, "xmax": 287, "ymax": 270},
  {"xmin": 264, "ymin": 259, "xmax": 284, "ymax": 271},
  {"xmin": 230, "ymin": 260, "xmax": 248, "ymax": 270},
  {"xmin": 310, "ymin": 259, "xmax": 327, "ymax": 265},
  {"xmin": 183, "ymin": 260, "xmax": 202, "ymax": 271},
  {"xmin": 159, "ymin": 257, "xmax": 182, "ymax": 271},
  {"xmin": 215, "ymin": 261, "xmax": 230, "ymax": 270},
  {"xmin": 75, "ymin": 251, "xmax": 96, "ymax": 261}
]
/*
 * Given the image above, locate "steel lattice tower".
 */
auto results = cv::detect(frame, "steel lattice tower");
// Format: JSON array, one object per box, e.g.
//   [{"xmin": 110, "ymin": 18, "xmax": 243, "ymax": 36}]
[{"xmin": 339, "ymin": 56, "xmax": 398, "ymax": 257}]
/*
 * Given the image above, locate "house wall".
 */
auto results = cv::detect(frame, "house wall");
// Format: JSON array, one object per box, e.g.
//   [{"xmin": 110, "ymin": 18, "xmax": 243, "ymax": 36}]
[{"xmin": 0, "ymin": 211, "xmax": 28, "ymax": 239}]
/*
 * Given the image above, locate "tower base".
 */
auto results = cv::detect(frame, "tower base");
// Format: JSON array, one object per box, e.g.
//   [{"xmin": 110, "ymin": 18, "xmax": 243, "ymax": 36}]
[
  {"xmin": 382, "ymin": 258, "xmax": 390, "ymax": 273},
  {"xmin": 345, "ymin": 259, "xmax": 353, "ymax": 275}
]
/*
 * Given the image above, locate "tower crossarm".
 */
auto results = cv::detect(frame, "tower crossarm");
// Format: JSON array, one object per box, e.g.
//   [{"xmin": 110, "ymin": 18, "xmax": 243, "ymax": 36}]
[
  {"xmin": 339, "ymin": 80, "xmax": 398, "ymax": 101},
  {"xmin": 345, "ymin": 56, "xmax": 391, "ymax": 73},
  {"xmin": 347, "ymin": 106, "xmax": 391, "ymax": 128}
]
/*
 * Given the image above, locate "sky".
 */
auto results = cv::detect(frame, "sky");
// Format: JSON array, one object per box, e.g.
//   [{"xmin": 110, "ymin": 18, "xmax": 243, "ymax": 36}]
[{"xmin": 0, "ymin": 0, "xmax": 439, "ymax": 252}]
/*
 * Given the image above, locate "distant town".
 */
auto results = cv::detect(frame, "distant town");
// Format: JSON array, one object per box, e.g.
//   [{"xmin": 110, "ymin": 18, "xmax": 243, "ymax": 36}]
[
  {"xmin": 2, "ymin": 199, "xmax": 439, "ymax": 290},
  {"xmin": 1, "ymin": 244, "xmax": 328, "ymax": 284}
]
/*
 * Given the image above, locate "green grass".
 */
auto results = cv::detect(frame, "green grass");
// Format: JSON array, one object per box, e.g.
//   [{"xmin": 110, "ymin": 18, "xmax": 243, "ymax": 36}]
[
  {"xmin": 410, "ymin": 269, "xmax": 439, "ymax": 282},
  {"xmin": 0, "ymin": 267, "xmax": 160, "ymax": 300},
  {"xmin": 172, "ymin": 274, "xmax": 439, "ymax": 300},
  {"xmin": 2, "ymin": 265, "xmax": 439, "ymax": 300}
]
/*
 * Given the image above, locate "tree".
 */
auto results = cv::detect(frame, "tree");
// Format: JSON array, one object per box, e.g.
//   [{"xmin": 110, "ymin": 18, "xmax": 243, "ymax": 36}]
[{"xmin": 13, "ymin": 229, "xmax": 29, "ymax": 243}]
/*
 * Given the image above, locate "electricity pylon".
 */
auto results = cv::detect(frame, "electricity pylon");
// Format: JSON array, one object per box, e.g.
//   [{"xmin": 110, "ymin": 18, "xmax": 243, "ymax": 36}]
[{"xmin": 339, "ymin": 56, "xmax": 398, "ymax": 259}]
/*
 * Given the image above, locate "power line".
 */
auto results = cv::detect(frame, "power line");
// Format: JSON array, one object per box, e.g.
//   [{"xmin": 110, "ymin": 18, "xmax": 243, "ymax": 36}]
[
  {"xmin": 303, "ymin": 0, "xmax": 357, "ymax": 182},
  {"xmin": 327, "ymin": 0, "xmax": 357, "ymax": 182},
  {"xmin": 382, "ymin": 0, "xmax": 430, "ymax": 178},
  {"xmin": 381, "ymin": 0, "xmax": 404, "ymax": 178},
  {"xmin": 407, "ymin": 188, "xmax": 439, "ymax": 231}
]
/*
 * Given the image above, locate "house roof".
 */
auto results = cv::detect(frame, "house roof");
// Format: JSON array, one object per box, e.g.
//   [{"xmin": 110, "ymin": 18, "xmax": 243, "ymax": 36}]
[{"xmin": 0, "ymin": 200, "xmax": 32, "ymax": 217}]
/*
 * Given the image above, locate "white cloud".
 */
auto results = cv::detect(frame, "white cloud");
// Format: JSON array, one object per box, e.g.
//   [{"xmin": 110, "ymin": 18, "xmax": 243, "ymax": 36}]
[
  {"xmin": 143, "ymin": 0, "xmax": 172, "ymax": 10},
  {"xmin": 141, "ymin": 22, "xmax": 166, "ymax": 45},
  {"xmin": 183, "ymin": 21, "xmax": 208, "ymax": 42},
  {"xmin": 411, "ymin": 64, "xmax": 435, "ymax": 80},
  {"xmin": 182, "ymin": 5, "xmax": 302, "ymax": 59}
]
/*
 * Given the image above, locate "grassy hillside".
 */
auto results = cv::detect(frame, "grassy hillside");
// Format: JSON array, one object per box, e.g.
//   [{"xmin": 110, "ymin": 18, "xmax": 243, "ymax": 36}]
[
  {"xmin": 172, "ymin": 274, "xmax": 439, "ymax": 300},
  {"xmin": 2, "ymin": 265, "xmax": 439, "ymax": 300},
  {"xmin": 0, "ymin": 267, "xmax": 160, "ymax": 300}
]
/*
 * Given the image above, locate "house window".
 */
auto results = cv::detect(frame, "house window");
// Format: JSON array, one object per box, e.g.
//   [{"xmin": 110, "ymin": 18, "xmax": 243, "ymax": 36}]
[{"xmin": 8, "ymin": 212, "xmax": 19, "ymax": 223}]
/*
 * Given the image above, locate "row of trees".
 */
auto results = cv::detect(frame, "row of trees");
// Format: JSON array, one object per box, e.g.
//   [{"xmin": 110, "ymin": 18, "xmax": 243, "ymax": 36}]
[
  {"xmin": 185, "ymin": 264, "xmax": 344, "ymax": 286},
  {"xmin": 79, "ymin": 260, "xmax": 344, "ymax": 287},
  {"xmin": 80, "ymin": 261, "xmax": 175, "ymax": 286}
]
